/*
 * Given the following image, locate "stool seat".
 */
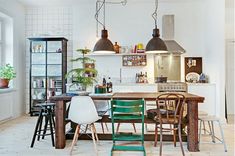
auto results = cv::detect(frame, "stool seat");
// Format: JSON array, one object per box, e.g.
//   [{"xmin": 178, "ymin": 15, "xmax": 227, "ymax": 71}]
[
  {"xmin": 198, "ymin": 111, "xmax": 208, "ymax": 117},
  {"xmin": 199, "ymin": 115, "xmax": 220, "ymax": 121},
  {"xmin": 36, "ymin": 103, "xmax": 55, "ymax": 107}
]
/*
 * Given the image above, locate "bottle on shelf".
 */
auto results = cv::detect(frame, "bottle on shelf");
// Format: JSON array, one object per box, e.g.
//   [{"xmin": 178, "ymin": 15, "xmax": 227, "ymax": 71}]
[
  {"xmin": 107, "ymin": 77, "xmax": 113, "ymax": 93},
  {"xmin": 102, "ymin": 77, "xmax": 107, "ymax": 93},
  {"xmin": 113, "ymin": 42, "xmax": 120, "ymax": 54},
  {"xmin": 102, "ymin": 77, "xmax": 106, "ymax": 86},
  {"xmin": 144, "ymin": 72, "xmax": 148, "ymax": 83}
]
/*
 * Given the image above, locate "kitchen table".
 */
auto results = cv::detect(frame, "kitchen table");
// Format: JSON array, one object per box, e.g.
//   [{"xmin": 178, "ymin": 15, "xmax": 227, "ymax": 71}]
[{"xmin": 50, "ymin": 92, "xmax": 204, "ymax": 152}]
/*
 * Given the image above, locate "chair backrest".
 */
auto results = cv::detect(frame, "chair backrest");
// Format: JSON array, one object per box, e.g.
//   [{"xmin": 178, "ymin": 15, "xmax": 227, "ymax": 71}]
[
  {"xmin": 156, "ymin": 93, "xmax": 186, "ymax": 124},
  {"xmin": 111, "ymin": 99, "xmax": 145, "ymax": 135},
  {"xmin": 68, "ymin": 96, "xmax": 100, "ymax": 124}
]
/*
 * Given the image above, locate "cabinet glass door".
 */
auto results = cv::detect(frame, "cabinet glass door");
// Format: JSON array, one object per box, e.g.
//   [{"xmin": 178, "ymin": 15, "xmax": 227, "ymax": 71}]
[
  {"xmin": 47, "ymin": 41, "xmax": 63, "ymax": 97},
  {"xmin": 31, "ymin": 41, "xmax": 47, "ymax": 108}
]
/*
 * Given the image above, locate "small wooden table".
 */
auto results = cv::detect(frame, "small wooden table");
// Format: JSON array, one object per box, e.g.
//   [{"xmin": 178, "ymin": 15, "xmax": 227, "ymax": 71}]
[{"xmin": 50, "ymin": 92, "xmax": 204, "ymax": 152}]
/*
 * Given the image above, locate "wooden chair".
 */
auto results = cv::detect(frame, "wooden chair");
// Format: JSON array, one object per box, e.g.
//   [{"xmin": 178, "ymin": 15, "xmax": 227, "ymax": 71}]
[
  {"xmin": 110, "ymin": 99, "xmax": 146, "ymax": 156},
  {"xmin": 154, "ymin": 93, "xmax": 186, "ymax": 156}
]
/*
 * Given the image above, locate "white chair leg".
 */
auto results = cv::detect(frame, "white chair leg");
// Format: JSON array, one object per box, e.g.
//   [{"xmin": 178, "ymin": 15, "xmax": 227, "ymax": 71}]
[
  {"xmin": 207, "ymin": 121, "xmax": 214, "ymax": 142},
  {"xmin": 202, "ymin": 121, "xmax": 206, "ymax": 134},
  {"xmin": 211, "ymin": 121, "xmax": 215, "ymax": 143},
  {"xmin": 199, "ymin": 120, "xmax": 202, "ymax": 148},
  {"xmin": 70, "ymin": 125, "xmax": 80, "ymax": 155},
  {"xmin": 90, "ymin": 124, "xmax": 98, "ymax": 154},
  {"xmin": 217, "ymin": 120, "xmax": 228, "ymax": 152}
]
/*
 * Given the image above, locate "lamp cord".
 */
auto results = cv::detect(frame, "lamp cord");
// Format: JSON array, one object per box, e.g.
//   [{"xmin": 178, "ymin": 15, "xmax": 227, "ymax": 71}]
[
  {"xmin": 152, "ymin": 0, "xmax": 158, "ymax": 28},
  {"xmin": 95, "ymin": 0, "xmax": 127, "ymax": 38},
  {"xmin": 95, "ymin": 0, "xmax": 105, "ymax": 30},
  {"xmin": 104, "ymin": 0, "xmax": 106, "ymax": 29}
]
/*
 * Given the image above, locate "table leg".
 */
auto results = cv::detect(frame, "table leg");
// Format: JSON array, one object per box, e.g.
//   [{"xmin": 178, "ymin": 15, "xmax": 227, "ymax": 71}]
[
  {"xmin": 187, "ymin": 100, "xmax": 199, "ymax": 152},
  {"xmin": 55, "ymin": 100, "xmax": 66, "ymax": 149}
]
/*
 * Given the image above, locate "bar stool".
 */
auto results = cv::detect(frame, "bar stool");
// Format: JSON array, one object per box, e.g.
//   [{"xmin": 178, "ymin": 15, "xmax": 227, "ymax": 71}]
[
  {"xmin": 30, "ymin": 102, "xmax": 55, "ymax": 148},
  {"xmin": 198, "ymin": 111, "xmax": 208, "ymax": 134},
  {"xmin": 198, "ymin": 115, "xmax": 227, "ymax": 152}
]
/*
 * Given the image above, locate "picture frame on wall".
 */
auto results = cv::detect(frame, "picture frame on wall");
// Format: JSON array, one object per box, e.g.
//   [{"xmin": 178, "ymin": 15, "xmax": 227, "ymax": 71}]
[{"xmin": 184, "ymin": 57, "xmax": 202, "ymax": 83}]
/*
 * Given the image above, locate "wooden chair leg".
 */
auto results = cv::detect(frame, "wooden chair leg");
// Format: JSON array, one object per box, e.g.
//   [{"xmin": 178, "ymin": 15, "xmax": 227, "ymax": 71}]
[
  {"xmin": 91, "ymin": 124, "xmax": 98, "ymax": 154},
  {"xmin": 160, "ymin": 123, "xmax": 163, "ymax": 156},
  {"xmin": 178, "ymin": 124, "xmax": 185, "ymax": 156},
  {"xmin": 92, "ymin": 123, "xmax": 99, "ymax": 142},
  {"xmin": 70, "ymin": 125, "xmax": 80, "ymax": 155},
  {"xmin": 173, "ymin": 129, "xmax": 177, "ymax": 147},
  {"xmin": 100, "ymin": 122, "xmax": 105, "ymax": 134},
  {"xmin": 132, "ymin": 123, "xmax": 137, "ymax": 133},
  {"xmin": 154, "ymin": 124, "xmax": 158, "ymax": 147},
  {"xmin": 116, "ymin": 123, "xmax": 121, "ymax": 133}
]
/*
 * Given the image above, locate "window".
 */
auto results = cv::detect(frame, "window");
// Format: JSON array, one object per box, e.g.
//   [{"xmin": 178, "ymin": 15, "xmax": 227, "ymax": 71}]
[
  {"xmin": 0, "ymin": 20, "xmax": 2, "ymax": 65},
  {"xmin": 0, "ymin": 12, "xmax": 13, "ymax": 66}
]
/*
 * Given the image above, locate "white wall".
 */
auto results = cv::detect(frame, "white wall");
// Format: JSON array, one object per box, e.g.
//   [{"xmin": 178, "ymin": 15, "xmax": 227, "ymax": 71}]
[
  {"xmin": 72, "ymin": 0, "xmax": 226, "ymax": 120},
  {"xmin": 25, "ymin": 7, "xmax": 73, "ymax": 113},
  {"xmin": 23, "ymin": 0, "xmax": 227, "ymax": 120},
  {"xmin": 225, "ymin": 0, "xmax": 235, "ymax": 115},
  {"xmin": 0, "ymin": 0, "xmax": 25, "ymax": 118}
]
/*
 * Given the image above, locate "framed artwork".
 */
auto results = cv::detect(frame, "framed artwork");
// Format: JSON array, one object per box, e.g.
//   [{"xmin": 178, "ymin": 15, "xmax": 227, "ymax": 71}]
[{"xmin": 184, "ymin": 57, "xmax": 202, "ymax": 82}]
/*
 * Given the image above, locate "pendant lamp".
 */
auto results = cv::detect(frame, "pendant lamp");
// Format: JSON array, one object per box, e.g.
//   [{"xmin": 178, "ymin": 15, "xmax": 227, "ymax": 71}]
[
  {"xmin": 145, "ymin": 0, "xmax": 167, "ymax": 53},
  {"xmin": 93, "ymin": 0, "xmax": 115, "ymax": 54}
]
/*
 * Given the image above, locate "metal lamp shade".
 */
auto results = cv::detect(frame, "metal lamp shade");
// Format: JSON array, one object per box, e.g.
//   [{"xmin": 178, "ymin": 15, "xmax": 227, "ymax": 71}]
[
  {"xmin": 93, "ymin": 29, "xmax": 115, "ymax": 54},
  {"xmin": 145, "ymin": 28, "xmax": 168, "ymax": 53}
]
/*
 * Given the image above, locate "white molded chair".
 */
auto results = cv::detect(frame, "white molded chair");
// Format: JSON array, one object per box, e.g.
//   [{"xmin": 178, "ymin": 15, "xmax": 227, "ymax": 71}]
[{"xmin": 69, "ymin": 96, "xmax": 101, "ymax": 155}]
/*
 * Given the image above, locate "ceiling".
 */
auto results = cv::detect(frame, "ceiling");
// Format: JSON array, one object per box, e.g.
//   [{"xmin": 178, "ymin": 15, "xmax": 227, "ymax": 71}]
[
  {"xmin": 17, "ymin": 0, "xmax": 93, "ymax": 7},
  {"xmin": 17, "ymin": 0, "xmax": 188, "ymax": 7}
]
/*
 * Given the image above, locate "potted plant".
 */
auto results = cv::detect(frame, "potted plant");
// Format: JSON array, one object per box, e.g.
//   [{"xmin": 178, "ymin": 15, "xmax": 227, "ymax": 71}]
[
  {"xmin": 66, "ymin": 48, "xmax": 97, "ymax": 91},
  {"xmin": 0, "ymin": 64, "xmax": 16, "ymax": 88}
]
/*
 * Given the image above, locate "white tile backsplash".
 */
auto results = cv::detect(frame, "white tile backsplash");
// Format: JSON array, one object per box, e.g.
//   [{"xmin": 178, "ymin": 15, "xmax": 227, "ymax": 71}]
[{"xmin": 25, "ymin": 7, "xmax": 73, "ymax": 113}]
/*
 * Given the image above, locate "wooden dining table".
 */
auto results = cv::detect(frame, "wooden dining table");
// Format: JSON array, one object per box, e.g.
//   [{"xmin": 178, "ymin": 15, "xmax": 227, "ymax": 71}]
[{"xmin": 50, "ymin": 92, "xmax": 204, "ymax": 152}]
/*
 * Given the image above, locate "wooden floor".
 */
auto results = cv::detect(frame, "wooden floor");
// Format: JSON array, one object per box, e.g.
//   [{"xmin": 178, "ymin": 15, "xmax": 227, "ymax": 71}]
[{"xmin": 0, "ymin": 115, "xmax": 234, "ymax": 156}]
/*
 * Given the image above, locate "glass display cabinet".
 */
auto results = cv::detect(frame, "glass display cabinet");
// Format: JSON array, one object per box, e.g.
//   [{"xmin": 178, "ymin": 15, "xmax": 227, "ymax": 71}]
[{"xmin": 28, "ymin": 37, "xmax": 67, "ymax": 116}]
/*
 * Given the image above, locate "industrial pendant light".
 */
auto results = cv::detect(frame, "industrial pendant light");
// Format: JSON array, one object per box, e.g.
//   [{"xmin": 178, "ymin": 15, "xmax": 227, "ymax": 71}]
[
  {"xmin": 93, "ymin": 0, "xmax": 115, "ymax": 54},
  {"xmin": 145, "ymin": 0, "xmax": 167, "ymax": 53}
]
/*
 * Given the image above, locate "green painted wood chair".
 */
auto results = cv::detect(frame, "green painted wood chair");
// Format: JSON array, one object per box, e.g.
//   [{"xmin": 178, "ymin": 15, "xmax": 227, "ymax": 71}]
[{"xmin": 110, "ymin": 99, "xmax": 146, "ymax": 156}]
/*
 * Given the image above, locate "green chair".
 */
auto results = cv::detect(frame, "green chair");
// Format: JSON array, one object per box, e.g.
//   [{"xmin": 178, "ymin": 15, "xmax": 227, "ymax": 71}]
[{"xmin": 110, "ymin": 99, "xmax": 146, "ymax": 156}]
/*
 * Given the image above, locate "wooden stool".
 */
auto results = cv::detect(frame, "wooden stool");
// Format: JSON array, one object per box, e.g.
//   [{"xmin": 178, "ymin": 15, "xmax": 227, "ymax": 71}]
[{"xmin": 30, "ymin": 102, "xmax": 55, "ymax": 148}]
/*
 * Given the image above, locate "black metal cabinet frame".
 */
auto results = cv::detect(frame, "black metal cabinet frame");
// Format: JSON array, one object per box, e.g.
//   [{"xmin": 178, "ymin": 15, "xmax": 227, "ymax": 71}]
[{"xmin": 28, "ymin": 37, "xmax": 67, "ymax": 116}]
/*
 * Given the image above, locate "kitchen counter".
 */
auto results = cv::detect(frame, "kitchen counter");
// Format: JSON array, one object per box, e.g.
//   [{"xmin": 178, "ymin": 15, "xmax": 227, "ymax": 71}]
[{"xmin": 112, "ymin": 82, "xmax": 216, "ymax": 116}]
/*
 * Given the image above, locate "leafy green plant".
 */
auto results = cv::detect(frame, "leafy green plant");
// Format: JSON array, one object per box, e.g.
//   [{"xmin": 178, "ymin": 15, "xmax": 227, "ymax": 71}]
[
  {"xmin": 0, "ymin": 64, "xmax": 16, "ymax": 80},
  {"xmin": 66, "ymin": 48, "xmax": 97, "ymax": 90}
]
